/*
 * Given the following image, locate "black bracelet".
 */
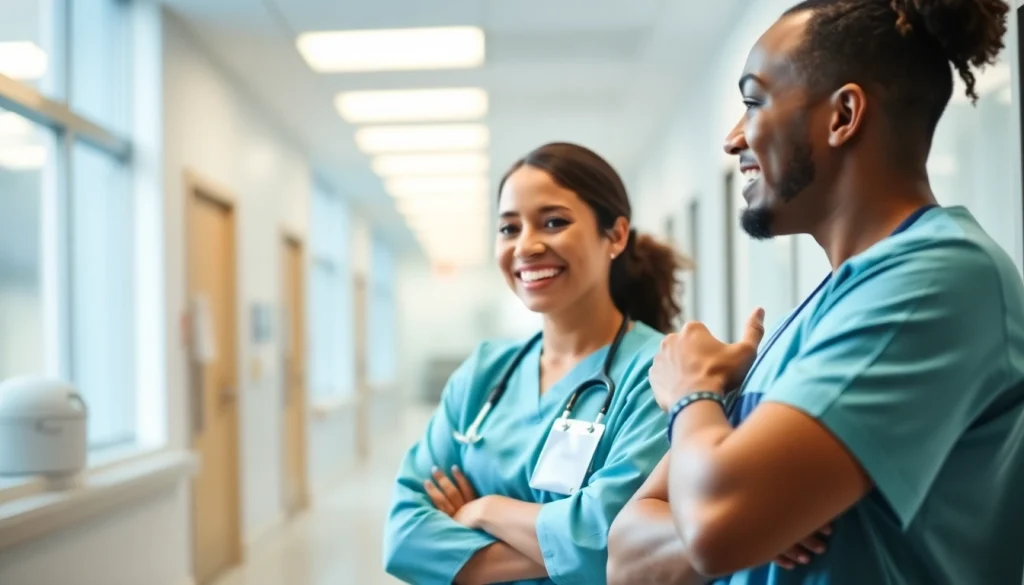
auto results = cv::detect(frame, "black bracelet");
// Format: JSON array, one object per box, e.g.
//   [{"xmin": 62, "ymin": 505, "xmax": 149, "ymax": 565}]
[{"xmin": 667, "ymin": 391, "xmax": 726, "ymax": 444}]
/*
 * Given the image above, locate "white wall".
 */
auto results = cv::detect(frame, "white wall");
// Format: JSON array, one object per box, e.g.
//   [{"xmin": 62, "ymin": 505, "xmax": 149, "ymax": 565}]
[
  {"xmin": 396, "ymin": 258, "xmax": 541, "ymax": 403},
  {"xmin": 0, "ymin": 486, "xmax": 191, "ymax": 585},
  {"xmin": 631, "ymin": 0, "xmax": 1023, "ymax": 338},
  {"xmin": 162, "ymin": 8, "xmax": 310, "ymax": 546}
]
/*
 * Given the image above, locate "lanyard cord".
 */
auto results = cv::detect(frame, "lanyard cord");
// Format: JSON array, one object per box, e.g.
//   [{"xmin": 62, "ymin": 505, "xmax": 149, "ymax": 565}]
[{"xmin": 726, "ymin": 204, "xmax": 939, "ymax": 417}]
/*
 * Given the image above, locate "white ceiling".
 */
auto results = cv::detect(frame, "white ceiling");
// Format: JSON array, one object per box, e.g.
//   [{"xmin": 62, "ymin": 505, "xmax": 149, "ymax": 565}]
[{"xmin": 159, "ymin": 0, "xmax": 745, "ymax": 253}]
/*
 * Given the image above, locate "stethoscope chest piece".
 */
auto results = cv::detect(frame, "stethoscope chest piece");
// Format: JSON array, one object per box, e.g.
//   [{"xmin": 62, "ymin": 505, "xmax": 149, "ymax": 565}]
[{"xmin": 452, "ymin": 400, "xmax": 493, "ymax": 445}]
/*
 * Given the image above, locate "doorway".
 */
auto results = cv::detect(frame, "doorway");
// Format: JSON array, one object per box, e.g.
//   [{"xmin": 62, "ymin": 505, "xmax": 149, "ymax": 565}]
[
  {"xmin": 281, "ymin": 234, "xmax": 309, "ymax": 515},
  {"xmin": 186, "ymin": 176, "xmax": 243, "ymax": 585}
]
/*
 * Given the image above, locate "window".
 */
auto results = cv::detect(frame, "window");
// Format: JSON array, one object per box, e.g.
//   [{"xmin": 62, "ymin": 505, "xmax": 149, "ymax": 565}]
[
  {"xmin": 71, "ymin": 141, "xmax": 134, "ymax": 447},
  {"xmin": 368, "ymin": 235, "xmax": 397, "ymax": 388},
  {"xmin": 0, "ymin": 0, "xmax": 135, "ymax": 450},
  {"xmin": 0, "ymin": 111, "xmax": 53, "ymax": 380},
  {"xmin": 309, "ymin": 183, "xmax": 355, "ymax": 401},
  {"xmin": 310, "ymin": 258, "xmax": 339, "ymax": 401},
  {"xmin": 70, "ymin": 0, "xmax": 130, "ymax": 132}
]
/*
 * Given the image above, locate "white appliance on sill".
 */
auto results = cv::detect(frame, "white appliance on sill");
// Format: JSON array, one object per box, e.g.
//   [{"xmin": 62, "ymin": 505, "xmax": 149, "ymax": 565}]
[{"xmin": 0, "ymin": 376, "xmax": 88, "ymax": 478}]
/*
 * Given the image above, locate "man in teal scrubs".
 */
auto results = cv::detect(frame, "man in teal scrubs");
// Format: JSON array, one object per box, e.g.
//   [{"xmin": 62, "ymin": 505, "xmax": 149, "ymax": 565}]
[{"xmin": 607, "ymin": 1, "xmax": 1024, "ymax": 584}]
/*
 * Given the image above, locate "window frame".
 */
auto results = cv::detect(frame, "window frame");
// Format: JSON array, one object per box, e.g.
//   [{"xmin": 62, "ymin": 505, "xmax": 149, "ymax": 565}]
[{"xmin": 0, "ymin": 0, "xmax": 134, "ymax": 448}]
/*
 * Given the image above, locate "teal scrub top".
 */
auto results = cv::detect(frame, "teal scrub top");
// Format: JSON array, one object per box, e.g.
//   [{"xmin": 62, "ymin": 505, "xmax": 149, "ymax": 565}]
[
  {"xmin": 383, "ymin": 322, "xmax": 668, "ymax": 585},
  {"xmin": 718, "ymin": 206, "xmax": 1024, "ymax": 585}
]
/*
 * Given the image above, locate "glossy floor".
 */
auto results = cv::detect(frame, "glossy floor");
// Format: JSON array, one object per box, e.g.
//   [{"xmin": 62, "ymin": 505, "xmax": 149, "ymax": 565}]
[{"xmin": 212, "ymin": 406, "xmax": 434, "ymax": 585}]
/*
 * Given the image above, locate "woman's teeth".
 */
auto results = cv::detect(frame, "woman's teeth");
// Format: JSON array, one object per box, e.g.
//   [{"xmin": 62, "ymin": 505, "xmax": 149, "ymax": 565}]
[
  {"xmin": 520, "ymin": 268, "xmax": 563, "ymax": 283},
  {"xmin": 743, "ymin": 168, "xmax": 762, "ymax": 182}
]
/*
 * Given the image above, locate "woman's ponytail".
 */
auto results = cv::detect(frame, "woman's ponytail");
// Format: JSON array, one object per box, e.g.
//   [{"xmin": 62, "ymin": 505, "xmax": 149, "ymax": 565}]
[{"xmin": 610, "ymin": 230, "xmax": 689, "ymax": 333}]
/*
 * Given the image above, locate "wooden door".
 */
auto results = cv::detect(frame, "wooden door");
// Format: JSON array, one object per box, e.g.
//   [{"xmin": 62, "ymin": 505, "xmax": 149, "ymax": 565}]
[
  {"xmin": 281, "ymin": 236, "xmax": 309, "ymax": 515},
  {"xmin": 188, "ymin": 187, "xmax": 242, "ymax": 585}
]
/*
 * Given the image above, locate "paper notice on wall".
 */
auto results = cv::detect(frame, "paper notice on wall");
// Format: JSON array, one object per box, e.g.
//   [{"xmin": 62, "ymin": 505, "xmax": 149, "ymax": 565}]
[{"xmin": 192, "ymin": 295, "xmax": 218, "ymax": 365}]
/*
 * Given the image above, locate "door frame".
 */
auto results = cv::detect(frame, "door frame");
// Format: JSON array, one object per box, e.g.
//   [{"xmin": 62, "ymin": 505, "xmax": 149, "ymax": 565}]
[
  {"xmin": 279, "ymin": 227, "xmax": 310, "ymax": 514},
  {"xmin": 686, "ymin": 197, "xmax": 701, "ymax": 321},
  {"xmin": 183, "ymin": 168, "xmax": 244, "ymax": 581},
  {"xmin": 722, "ymin": 167, "xmax": 737, "ymax": 342}
]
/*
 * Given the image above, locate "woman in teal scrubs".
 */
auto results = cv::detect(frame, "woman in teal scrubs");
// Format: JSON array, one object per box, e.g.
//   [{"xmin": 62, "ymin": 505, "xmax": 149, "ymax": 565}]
[{"xmin": 383, "ymin": 142, "xmax": 688, "ymax": 585}]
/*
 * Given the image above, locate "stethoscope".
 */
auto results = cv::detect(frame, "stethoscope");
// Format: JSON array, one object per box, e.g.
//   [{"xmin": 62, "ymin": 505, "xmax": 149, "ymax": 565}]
[{"xmin": 453, "ymin": 314, "xmax": 631, "ymax": 445}]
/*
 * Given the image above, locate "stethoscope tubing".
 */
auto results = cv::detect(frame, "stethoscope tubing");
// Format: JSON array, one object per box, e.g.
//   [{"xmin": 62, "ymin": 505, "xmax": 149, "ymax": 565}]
[{"xmin": 453, "ymin": 314, "xmax": 630, "ymax": 444}]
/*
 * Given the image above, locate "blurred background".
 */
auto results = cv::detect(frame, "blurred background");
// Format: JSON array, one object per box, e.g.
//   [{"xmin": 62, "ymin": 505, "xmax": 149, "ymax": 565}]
[{"xmin": 0, "ymin": 1, "xmax": 1020, "ymax": 584}]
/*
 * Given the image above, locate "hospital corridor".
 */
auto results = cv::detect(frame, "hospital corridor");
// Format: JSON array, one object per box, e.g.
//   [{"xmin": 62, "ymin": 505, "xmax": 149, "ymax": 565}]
[
  {"xmin": 209, "ymin": 406, "xmax": 431, "ymax": 585},
  {"xmin": 2, "ymin": 0, "xmax": 1024, "ymax": 584}
]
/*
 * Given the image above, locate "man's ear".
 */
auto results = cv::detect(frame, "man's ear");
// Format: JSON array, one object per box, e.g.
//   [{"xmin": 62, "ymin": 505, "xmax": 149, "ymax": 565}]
[{"xmin": 828, "ymin": 83, "xmax": 868, "ymax": 148}]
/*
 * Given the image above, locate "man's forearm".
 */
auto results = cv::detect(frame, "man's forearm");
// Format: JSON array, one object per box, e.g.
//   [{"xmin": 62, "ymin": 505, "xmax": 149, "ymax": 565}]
[
  {"xmin": 607, "ymin": 498, "xmax": 706, "ymax": 585},
  {"xmin": 454, "ymin": 542, "xmax": 548, "ymax": 585}
]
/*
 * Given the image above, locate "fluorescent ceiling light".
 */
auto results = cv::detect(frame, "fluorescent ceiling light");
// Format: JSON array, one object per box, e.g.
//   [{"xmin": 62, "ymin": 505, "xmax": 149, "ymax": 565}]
[
  {"xmin": 0, "ymin": 145, "xmax": 46, "ymax": 170},
  {"xmin": 336, "ymin": 88, "xmax": 487, "ymax": 123},
  {"xmin": 419, "ymin": 238, "xmax": 488, "ymax": 260},
  {"xmin": 428, "ymin": 255, "xmax": 486, "ymax": 268},
  {"xmin": 407, "ymin": 214, "xmax": 489, "ymax": 234},
  {"xmin": 296, "ymin": 26, "xmax": 485, "ymax": 73},
  {"xmin": 423, "ymin": 250, "xmax": 487, "ymax": 266},
  {"xmin": 373, "ymin": 153, "xmax": 490, "ymax": 177},
  {"xmin": 0, "ymin": 111, "xmax": 32, "ymax": 136},
  {"xmin": 416, "ymin": 226, "xmax": 488, "ymax": 245},
  {"xmin": 414, "ymin": 218, "xmax": 488, "ymax": 238},
  {"xmin": 397, "ymin": 194, "xmax": 489, "ymax": 217},
  {"xmin": 387, "ymin": 175, "xmax": 489, "ymax": 198},
  {"xmin": 0, "ymin": 42, "xmax": 48, "ymax": 80},
  {"xmin": 419, "ymin": 230, "xmax": 488, "ymax": 250},
  {"xmin": 356, "ymin": 124, "xmax": 489, "ymax": 154}
]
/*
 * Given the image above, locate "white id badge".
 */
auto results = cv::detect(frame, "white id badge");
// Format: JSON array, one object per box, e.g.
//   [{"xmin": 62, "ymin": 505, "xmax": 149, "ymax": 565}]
[{"xmin": 529, "ymin": 419, "xmax": 606, "ymax": 496}]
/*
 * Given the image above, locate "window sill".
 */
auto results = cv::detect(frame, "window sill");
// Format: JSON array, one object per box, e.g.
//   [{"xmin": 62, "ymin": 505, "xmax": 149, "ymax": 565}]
[
  {"xmin": 0, "ymin": 449, "xmax": 197, "ymax": 550},
  {"xmin": 0, "ymin": 443, "xmax": 168, "ymax": 505}
]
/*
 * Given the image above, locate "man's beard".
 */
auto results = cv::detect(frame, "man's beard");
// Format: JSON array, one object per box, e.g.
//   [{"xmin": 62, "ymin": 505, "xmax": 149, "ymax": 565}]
[{"xmin": 740, "ymin": 133, "xmax": 815, "ymax": 240}]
